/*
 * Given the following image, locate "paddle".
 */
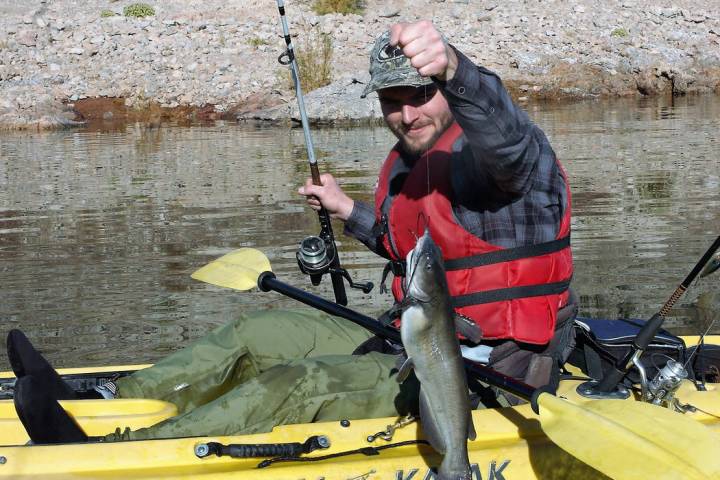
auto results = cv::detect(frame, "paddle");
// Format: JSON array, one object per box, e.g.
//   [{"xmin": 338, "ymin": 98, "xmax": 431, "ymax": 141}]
[{"xmin": 192, "ymin": 249, "xmax": 720, "ymax": 480}]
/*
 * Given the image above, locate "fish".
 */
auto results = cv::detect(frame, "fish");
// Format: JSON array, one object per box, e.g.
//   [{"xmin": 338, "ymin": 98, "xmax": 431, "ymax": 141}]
[
  {"xmin": 397, "ymin": 228, "xmax": 476, "ymax": 480},
  {"xmin": 700, "ymin": 253, "xmax": 720, "ymax": 279}
]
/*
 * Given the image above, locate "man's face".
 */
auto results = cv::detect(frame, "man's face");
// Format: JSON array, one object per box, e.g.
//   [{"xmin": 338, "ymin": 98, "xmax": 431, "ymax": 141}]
[{"xmin": 378, "ymin": 85, "xmax": 453, "ymax": 156}]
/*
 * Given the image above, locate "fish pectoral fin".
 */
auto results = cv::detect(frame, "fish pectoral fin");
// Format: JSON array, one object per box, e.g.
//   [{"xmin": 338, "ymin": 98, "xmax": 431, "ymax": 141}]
[
  {"xmin": 467, "ymin": 411, "xmax": 476, "ymax": 441},
  {"xmin": 395, "ymin": 355, "xmax": 414, "ymax": 383},
  {"xmin": 454, "ymin": 314, "xmax": 483, "ymax": 344},
  {"xmin": 419, "ymin": 388, "xmax": 446, "ymax": 454}
]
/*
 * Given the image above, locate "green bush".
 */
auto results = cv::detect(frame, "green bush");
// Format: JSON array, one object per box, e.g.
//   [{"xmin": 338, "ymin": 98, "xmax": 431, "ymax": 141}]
[
  {"xmin": 312, "ymin": 0, "xmax": 364, "ymax": 15},
  {"xmin": 124, "ymin": 3, "xmax": 155, "ymax": 18},
  {"xmin": 285, "ymin": 32, "xmax": 333, "ymax": 92},
  {"xmin": 100, "ymin": 10, "xmax": 116, "ymax": 18},
  {"xmin": 611, "ymin": 27, "xmax": 629, "ymax": 38}
]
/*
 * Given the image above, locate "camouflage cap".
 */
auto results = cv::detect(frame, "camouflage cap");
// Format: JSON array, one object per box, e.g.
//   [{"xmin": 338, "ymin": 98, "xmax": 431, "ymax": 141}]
[{"xmin": 360, "ymin": 31, "xmax": 433, "ymax": 98}]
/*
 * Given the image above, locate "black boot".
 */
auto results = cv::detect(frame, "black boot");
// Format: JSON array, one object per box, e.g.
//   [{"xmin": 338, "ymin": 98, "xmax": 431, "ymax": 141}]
[
  {"xmin": 14, "ymin": 375, "xmax": 88, "ymax": 444},
  {"xmin": 6, "ymin": 329, "xmax": 77, "ymax": 400}
]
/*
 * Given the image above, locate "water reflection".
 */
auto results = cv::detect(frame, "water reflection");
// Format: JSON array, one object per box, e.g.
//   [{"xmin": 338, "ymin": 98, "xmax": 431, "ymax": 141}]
[{"xmin": 0, "ymin": 95, "xmax": 718, "ymax": 367}]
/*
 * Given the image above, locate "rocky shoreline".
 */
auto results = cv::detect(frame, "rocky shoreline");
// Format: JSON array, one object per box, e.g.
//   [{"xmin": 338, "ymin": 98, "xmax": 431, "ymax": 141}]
[{"xmin": 2, "ymin": 0, "xmax": 719, "ymax": 130}]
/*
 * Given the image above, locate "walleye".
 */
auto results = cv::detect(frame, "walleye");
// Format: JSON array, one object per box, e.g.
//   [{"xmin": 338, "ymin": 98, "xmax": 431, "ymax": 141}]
[{"xmin": 397, "ymin": 228, "xmax": 476, "ymax": 480}]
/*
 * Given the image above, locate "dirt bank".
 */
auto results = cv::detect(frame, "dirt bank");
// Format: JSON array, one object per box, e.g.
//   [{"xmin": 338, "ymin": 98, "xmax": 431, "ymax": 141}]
[{"xmin": 2, "ymin": 0, "xmax": 719, "ymax": 129}]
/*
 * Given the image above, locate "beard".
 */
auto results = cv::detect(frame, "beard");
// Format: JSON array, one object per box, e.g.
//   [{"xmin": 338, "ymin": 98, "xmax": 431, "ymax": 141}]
[{"xmin": 385, "ymin": 113, "xmax": 454, "ymax": 158}]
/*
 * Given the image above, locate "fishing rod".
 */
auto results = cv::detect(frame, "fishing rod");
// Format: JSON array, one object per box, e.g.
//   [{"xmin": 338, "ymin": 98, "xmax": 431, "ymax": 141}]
[
  {"xmin": 580, "ymin": 234, "xmax": 720, "ymax": 400},
  {"xmin": 274, "ymin": 0, "xmax": 372, "ymax": 306}
]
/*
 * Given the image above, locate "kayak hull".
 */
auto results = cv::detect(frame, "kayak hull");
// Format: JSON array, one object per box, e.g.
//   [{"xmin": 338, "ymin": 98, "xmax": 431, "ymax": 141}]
[
  {"xmin": 0, "ymin": 338, "xmax": 719, "ymax": 479},
  {"xmin": 0, "ymin": 385, "xmax": 610, "ymax": 479}
]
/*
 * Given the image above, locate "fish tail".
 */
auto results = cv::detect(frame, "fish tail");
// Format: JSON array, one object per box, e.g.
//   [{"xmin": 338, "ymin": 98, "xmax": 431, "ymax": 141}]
[{"xmin": 438, "ymin": 451, "xmax": 472, "ymax": 480}]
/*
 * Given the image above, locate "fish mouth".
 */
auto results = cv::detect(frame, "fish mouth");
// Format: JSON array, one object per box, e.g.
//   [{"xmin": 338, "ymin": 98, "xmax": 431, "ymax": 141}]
[{"xmin": 404, "ymin": 239, "xmax": 434, "ymax": 304}]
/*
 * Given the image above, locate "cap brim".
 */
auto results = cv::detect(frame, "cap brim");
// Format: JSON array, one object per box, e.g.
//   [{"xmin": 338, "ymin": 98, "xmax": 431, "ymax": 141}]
[{"xmin": 360, "ymin": 76, "xmax": 434, "ymax": 99}]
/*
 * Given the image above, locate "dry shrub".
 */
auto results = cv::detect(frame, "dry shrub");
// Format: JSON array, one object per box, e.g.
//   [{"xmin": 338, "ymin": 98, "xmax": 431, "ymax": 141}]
[
  {"xmin": 312, "ymin": 0, "xmax": 364, "ymax": 15},
  {"xmin": 287, "ymin": 32, "xmax": 333, "ymax": 92}
]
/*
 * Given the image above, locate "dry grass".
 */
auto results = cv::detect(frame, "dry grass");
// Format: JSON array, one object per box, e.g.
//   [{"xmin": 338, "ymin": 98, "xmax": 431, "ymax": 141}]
[
  {"xmin": 287, "ymin": 32, "xmax": 333, "ymax": 92},
  {"xmin": 312, "ymin": 0, "xmax": 364, "ymax": 15}
]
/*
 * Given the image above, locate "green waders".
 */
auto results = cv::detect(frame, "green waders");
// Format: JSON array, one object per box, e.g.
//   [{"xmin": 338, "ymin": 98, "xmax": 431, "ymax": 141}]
[{"xmin": 106, "ymin": 309, "xmax": 418, "ymax": 440}]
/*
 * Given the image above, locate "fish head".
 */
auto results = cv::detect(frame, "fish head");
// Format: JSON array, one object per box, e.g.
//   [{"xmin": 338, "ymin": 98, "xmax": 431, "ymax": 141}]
[{"xmin": 404, "ymin": 228, "xmax": 448, "ymax": 303}]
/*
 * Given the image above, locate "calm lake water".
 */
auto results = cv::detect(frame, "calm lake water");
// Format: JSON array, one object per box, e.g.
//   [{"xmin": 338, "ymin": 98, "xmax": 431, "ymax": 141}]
[{"xmin": 1, "ymin": 95, "xmax": 719, "ymax": 367}]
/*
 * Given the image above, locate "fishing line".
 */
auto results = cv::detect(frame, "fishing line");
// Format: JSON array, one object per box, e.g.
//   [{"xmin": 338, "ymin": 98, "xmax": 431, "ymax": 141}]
[
  {"xmin": 683, "ymin": 314, "xmax": 718, "ymax": 370},
  {"xmin": 425, "ymin": 82, "xmax": 431, "ymax": 198}
]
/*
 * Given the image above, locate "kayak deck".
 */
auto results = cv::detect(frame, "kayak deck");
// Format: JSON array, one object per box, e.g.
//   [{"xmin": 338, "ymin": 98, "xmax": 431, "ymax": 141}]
[
  {"xmin": 0, "ymin": 376, "xmax": 718, "ymax": 479},
  {"xmin": 1, "ymin": 337, "xmax": 719, "ymax": 479}
]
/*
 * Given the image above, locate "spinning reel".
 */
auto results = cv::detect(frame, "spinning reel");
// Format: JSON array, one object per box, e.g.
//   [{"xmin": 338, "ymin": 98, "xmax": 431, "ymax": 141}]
[{"xmin": 296, "ymin": 236, "xmax": 374, "ymax": 301}]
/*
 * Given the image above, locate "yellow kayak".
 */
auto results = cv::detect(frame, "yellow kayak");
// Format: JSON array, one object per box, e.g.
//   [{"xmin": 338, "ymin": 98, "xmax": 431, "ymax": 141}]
[{"xmin": 1, "ymin": 337, "xmax": 719, "ymax": 479}]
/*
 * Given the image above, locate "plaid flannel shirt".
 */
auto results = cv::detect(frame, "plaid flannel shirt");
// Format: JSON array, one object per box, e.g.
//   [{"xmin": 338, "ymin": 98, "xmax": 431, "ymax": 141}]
[{"xmin": 345, "ymin": 48, "xmax": 567, "ymax": 255}]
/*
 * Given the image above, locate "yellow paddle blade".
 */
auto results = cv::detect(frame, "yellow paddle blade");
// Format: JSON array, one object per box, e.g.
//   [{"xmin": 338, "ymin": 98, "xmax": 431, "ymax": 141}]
[
  {"xmin": 191, "ymin": 248, "xmax": 271, "ymax": 291},
  {"xmin": 538, "ymin": 394, "xmax": 720, "ymax": 480}
]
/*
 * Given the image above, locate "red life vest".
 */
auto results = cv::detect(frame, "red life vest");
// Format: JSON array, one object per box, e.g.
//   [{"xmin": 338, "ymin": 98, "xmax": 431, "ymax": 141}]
[{"xmin": 375, "ymin": 122, "xmax": 573, "ymax": 345}]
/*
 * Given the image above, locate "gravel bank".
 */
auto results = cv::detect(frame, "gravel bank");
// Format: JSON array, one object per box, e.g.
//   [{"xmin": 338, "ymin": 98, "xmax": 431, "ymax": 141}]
[{"xmin": 1, "ymin": 0, "xmax": 719, "ymax": 129}]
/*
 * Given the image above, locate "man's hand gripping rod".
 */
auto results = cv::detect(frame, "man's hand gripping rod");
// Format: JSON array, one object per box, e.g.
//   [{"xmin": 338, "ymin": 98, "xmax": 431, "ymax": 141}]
[{"xmin": 275, "ymin": 0, "xmax": 372, "ymax": 305}]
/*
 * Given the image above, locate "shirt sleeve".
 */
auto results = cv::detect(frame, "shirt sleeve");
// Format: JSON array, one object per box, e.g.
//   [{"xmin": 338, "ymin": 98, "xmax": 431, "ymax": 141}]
[
  {"xmin": 343, "ymin": 200, "xmax": 383, "ymax": 254},
  {"xmin": 437, "ymin": 47, "xmax": 550, "ymax": 195}
]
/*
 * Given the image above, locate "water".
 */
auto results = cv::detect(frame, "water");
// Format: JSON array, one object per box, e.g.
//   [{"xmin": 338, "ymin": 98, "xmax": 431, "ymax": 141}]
[{"xmin": 1, "ymin": 95, "xmax": 718, "ymax": 367}]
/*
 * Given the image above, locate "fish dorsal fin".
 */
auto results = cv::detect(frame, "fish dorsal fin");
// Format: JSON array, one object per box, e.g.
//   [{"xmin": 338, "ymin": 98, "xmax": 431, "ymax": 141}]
[
  {"xmin": 454, "ymin": 314, "xmax": 483, "ymax": 344},
  {"xmin": 395, "ymin": 355, "xmax": 414, "ymax": 383}
]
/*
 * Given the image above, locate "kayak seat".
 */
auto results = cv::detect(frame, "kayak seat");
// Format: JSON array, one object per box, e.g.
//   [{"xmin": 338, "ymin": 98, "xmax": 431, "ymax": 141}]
[
  {"xmin": 0, "ymin": 397, "xmax": 178, "ymax": 446},
  {"xmin": 568, "ymin": 317, "xmax": 686, "ymax": 383},
  {"xmin": 575, "ymin": 317, "xmax": 682, "ymax": 345}
]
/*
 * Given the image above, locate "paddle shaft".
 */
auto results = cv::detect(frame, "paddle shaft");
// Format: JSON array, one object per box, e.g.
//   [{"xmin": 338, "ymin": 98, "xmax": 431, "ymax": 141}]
[
  {"xmin": 257, "ymin": 272, "xmax": 538, "ymax": 403},
  {"xmin": 597, "ymin": 234, "xmax": 720, "ymax": 392},
  {"xmin": 275, "ymin": 0, "xmax": 347, "ymax": 306}
]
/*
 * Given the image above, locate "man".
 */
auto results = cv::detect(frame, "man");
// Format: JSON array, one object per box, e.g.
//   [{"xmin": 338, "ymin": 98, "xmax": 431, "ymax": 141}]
[
  {"xmin": 300, "ymin": 21, "xmax": 575, "ymax": 389},
  {"xmin": 10, "ymin": 21, "xmax": 574, "ymax": 443}
]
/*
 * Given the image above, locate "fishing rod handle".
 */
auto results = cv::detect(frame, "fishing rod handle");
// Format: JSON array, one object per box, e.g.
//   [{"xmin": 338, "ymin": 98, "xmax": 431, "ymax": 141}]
[
  {"xmin": 330, "ymin": 270, "xmax": 348, "ymax": 306},
  {"xmin": 594, "ymin": 366, "xmax": 626, "ymax": 394},
  {"xmin": 594, "ymin": 313, "xmax": 664, "ymax": 393},
  {"xmin": 310, "ymin": 163, "xmax": 322, "ymax": 185},
  {"xmin": 634, "ymin": 313, "xmax": 665, "ymax": 350}
]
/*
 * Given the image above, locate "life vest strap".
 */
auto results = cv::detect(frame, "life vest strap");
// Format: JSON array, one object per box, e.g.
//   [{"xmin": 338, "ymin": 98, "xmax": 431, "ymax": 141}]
[
  {"xmin": 451, "ymin": 278, "xmax": 572, "ymax": 308},
  {"xmin": 444, "ymin": 235, "xmax": 571, "ymax": 271}
]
